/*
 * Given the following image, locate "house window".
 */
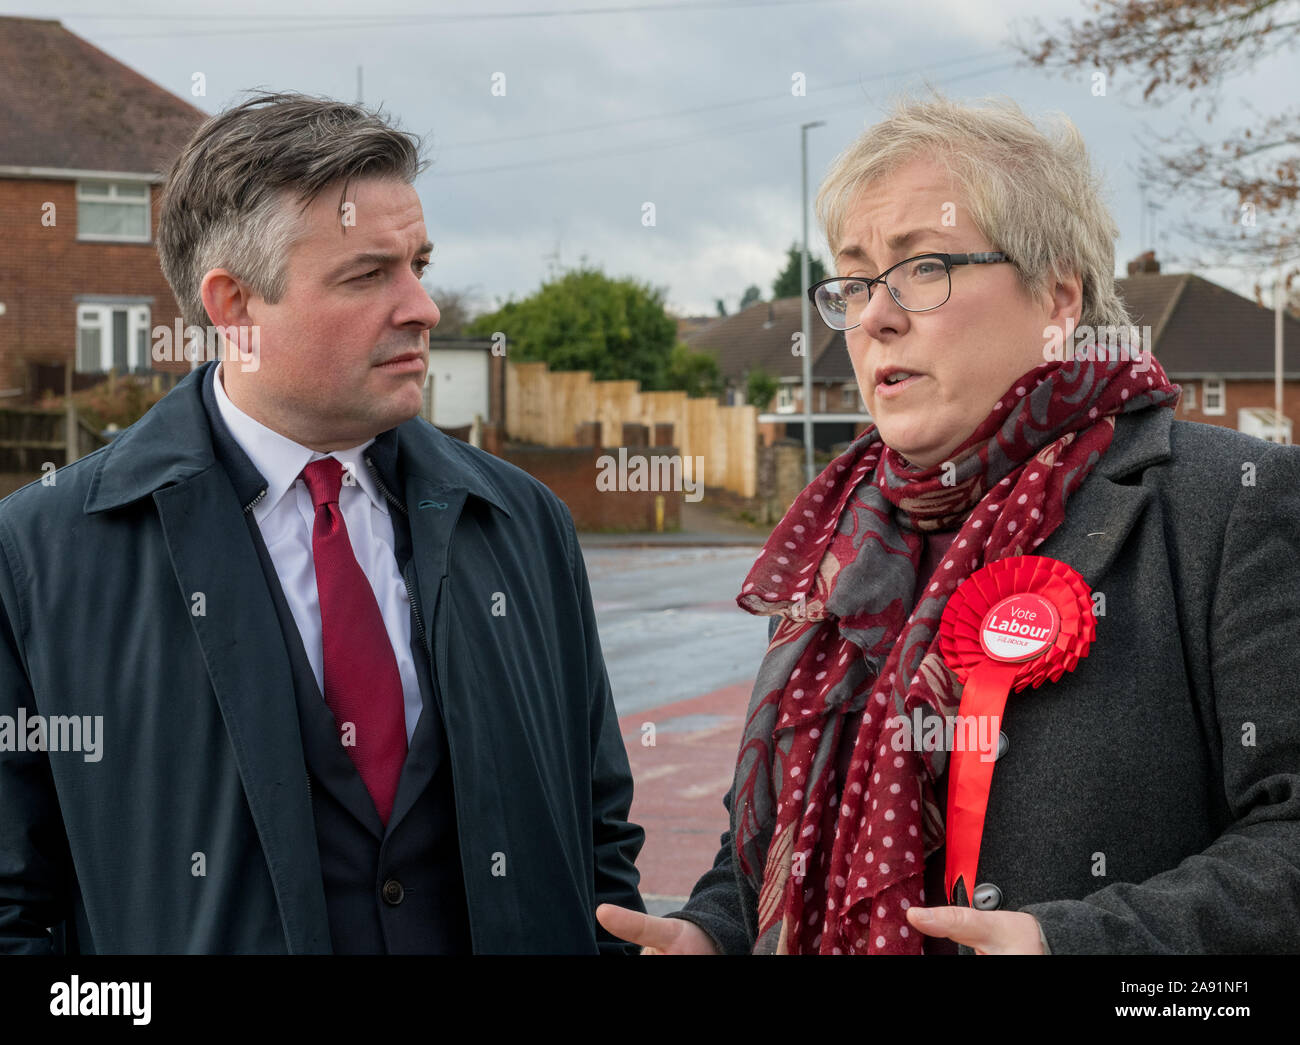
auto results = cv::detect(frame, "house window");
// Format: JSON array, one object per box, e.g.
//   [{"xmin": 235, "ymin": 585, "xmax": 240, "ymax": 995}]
[
  {"xmin": 818, "ymin": 387, "xmax": 827, "ymax": 412},
  {"xmin": 841, "ymin": 385, "xmax": 857, "ymax": 409},
  {"xmin": 776, "ymin": 385, "xmax": 795, "ymax": 413},
  {"xmin": 1182, "ymin": 382, "xmax": 1196, "ymax": 411},
  {"xmin": 77, "ymin": 181, "xmax": 150, "ymax": 242},
  {"xmin": 1202, "ymin": 378, "xmax": 1225, "ymax": 415},
  {"xmin": 76, "ymin": 304, "xmax": 152, "ymax": 374}
]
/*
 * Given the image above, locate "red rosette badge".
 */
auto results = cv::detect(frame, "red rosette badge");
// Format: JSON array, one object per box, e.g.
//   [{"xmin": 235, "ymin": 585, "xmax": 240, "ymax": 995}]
[{"xmin": 936, "ymin": 555, "xmax": 1095, "ymax": 906}]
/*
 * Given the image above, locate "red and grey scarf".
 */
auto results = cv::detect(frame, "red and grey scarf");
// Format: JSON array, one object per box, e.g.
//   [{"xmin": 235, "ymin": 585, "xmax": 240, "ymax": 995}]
[{"xmin": 733, "ymin": 353, "xmax": 1180, "ymax": 954}]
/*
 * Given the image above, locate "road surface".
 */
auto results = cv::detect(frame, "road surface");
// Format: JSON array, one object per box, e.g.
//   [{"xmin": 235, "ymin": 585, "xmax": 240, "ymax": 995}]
[{"xmin": 582, "ymin": 543, "xmax": 770, "ymax": 917}]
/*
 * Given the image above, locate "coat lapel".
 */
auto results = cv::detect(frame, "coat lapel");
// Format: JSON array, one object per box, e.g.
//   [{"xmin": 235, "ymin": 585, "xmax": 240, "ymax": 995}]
[
  {"xmin": 84, "ymin": 366, "xmax": 331, "ymax": 953},
  {"xmin": 379, "ymin": 440, "xmax": 511, "ymax": 833},
  {"xmin": 398, "ymin": 480, "xmax": 466, "ymax": 818},
  {"xmin": 388, "ymin": 419, "xmax": 514, "ymax": 666},
  {"xmin": 362, "ymin": 425, "xmax": 511, "ymax": 834},
  {"xmin": 1035, "ymin": 407, "xmax": 1173, "ymax": 596},
  {"xmin": 1035, "ymin": 480, "xmax": 1152, "ymax": 592},
  {"xmin": 402, "ymin": 478, "xmax": 467, "ymax": 651}
]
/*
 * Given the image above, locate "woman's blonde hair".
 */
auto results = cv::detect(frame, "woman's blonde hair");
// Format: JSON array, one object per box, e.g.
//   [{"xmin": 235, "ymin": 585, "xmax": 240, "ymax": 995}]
[{"xmin": 815, "ymin": 91, "xmax": 1132, "ymax": 329}]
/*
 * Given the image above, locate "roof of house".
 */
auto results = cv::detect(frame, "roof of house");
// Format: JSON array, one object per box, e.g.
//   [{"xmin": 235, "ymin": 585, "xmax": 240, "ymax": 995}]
[
  {"xmin": 675, "ymin": 315, "xmax": 716, "ymax": 338},
  {"xmin": 683, "ymin": 298, "xmax": 855, "ymax": 384},
  {"xmin": 1116, "ymin": 272, "xmax": 1300, "ymax": 377},
  {"xmin": 0, "ymin": 17, "xmax": 206, "ymax": 176}
]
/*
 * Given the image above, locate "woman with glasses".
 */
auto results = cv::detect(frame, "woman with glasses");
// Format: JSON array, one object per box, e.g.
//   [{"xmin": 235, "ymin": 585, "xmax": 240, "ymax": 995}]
[{"xmin": 598, "ymin": 93, "xmax": 1300, "ymax": 955}]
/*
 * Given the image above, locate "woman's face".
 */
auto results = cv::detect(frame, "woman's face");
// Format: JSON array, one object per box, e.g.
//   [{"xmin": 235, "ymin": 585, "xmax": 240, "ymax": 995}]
[{"xmin": 837, "ymin": 154, "xmax": 1081, "ymax": 469}]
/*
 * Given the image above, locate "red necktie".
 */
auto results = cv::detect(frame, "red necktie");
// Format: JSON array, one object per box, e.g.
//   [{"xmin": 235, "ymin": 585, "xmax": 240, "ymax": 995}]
[{"xmin": 300, "ymin": 456, "xmax": 407, "ymax": 826}]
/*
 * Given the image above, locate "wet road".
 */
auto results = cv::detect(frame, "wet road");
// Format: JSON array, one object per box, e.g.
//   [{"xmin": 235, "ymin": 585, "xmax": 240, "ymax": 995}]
[
  {"xmin": 581, "ymin": 545, "xmax": 769, "ymax": 715},
  {"xmin": 580, "ymin": 543, "xmax": 771, "ymax": 916}
]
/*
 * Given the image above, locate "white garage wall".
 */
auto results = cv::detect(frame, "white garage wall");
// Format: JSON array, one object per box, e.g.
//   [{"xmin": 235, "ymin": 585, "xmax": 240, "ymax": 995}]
[{"xmin": 424, "ymin": 349, "xmax": 489, "ymax": 428}]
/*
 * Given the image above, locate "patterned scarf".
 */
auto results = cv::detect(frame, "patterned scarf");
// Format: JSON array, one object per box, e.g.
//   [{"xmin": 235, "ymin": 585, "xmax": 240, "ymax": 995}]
[{"xmin": 733, "ymin": 354, "xmax": 1180, "ymax": 954}]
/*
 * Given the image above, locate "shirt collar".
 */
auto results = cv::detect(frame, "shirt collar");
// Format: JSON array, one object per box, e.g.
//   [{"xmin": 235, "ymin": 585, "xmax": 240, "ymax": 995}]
[{"xmin": 212, "ymin": 362, "xmax": 388, "ymax": 524}]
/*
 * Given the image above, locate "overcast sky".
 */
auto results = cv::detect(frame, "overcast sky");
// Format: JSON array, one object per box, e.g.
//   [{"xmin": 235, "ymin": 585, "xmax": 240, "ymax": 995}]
[{"xmin": 13, "ymin": 0, "xmax": 1299, "ymax": 317}]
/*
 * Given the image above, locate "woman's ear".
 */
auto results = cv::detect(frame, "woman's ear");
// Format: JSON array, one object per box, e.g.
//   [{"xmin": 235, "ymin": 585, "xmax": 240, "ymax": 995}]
[{"xmin": 1045, "ymin": 268, "xmax": 1084, "ymax": 330}]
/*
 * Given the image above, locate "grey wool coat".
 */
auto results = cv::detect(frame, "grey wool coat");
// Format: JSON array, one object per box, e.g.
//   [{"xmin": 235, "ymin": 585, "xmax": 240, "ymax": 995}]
[{"xmin": 668, "ymin": 406, "xmax": 1300, "ymax": 955}]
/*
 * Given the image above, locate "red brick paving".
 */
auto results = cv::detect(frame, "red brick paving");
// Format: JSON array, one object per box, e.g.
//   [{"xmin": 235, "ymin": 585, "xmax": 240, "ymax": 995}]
[{"xmin": 618, "ymin": 679, "xmax": 755, "ymax": 900}]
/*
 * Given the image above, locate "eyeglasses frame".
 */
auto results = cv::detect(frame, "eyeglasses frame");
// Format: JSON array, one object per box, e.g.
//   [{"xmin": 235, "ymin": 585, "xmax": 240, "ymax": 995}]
[{"xmin": 805, "ymin": 251, "xmax": 1013, "ymax": 330}]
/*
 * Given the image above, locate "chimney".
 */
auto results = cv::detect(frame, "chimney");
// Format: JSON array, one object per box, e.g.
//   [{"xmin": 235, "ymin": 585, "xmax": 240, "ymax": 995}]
[{"xmin": 1127, "ymin": 250, "xmax": 1160, "ymax": 276}]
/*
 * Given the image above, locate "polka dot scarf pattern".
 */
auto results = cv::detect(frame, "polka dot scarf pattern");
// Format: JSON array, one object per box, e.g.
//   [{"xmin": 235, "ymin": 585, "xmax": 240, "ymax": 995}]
[{"xmin": 731, "ymin": 355, "xmax": 1180, "ymax": 954}]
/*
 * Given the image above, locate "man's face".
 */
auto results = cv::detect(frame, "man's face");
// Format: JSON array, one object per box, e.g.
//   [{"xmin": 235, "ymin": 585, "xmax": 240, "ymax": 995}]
[
  {"xmin": 224, "ymin": 176, "xmax": 440, "ymax": 451},
  {"xmin": 837, "ymin": 154, "xmax": 1066, "ymax": 469}
]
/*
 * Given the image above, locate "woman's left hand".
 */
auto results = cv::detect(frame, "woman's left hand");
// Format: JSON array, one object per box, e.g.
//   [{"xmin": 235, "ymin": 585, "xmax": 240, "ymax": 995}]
[{"xmin": 905, "ymin": 906, "xmax": 1045, "ymax": 954}]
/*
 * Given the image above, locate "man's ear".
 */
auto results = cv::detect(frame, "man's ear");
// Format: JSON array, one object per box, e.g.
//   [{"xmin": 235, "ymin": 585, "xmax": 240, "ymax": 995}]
[
  {"xmin": 199, "ymin": 269, "xmax": 260, "ymax": 362},
  {"xmin": 199, "ymin": 268, "xmax": 256, "ymax": 332}
]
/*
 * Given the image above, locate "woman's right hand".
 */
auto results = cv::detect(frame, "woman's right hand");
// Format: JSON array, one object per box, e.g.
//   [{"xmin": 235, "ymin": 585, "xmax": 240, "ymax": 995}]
[{"xmin": 596, "ymin": 903, "xmax": 720, "ymax": 954}]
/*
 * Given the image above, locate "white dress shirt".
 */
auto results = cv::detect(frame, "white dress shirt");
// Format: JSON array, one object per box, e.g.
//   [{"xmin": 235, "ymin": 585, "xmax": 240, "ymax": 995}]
[{"xmin": 212, "ymin": 364, "xmax": 422, "ymax": 743}]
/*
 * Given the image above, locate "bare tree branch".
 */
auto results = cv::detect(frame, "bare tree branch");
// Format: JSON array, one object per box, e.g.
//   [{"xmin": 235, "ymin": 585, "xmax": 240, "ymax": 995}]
[{"xmin": 1014, "ymin": 0, "xmax": 1300, "ymax": 280}]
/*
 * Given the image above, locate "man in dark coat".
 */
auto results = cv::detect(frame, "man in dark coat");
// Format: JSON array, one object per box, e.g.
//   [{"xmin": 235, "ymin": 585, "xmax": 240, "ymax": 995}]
[{"xmin": 0, "ymin": 91, "xmax": 644, "ymax": 954}]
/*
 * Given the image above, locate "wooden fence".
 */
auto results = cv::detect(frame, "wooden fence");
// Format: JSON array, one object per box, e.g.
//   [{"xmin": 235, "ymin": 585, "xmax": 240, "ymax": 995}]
[
  {"xmin": 0, "ymin": 406, "xmax": 108, "ymax": 497},
  {"xmin": 506, "ymin": 361, "xmax": 758, "ymax": 498}
]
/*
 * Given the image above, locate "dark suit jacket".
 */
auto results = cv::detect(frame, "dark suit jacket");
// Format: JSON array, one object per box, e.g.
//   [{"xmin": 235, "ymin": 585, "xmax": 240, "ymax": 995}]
[
  {"xmin": 0, "ymin": 362, "xmax": 645, "ymax": 953},
  {"xmin": 669, "ymin": 407, "xmax": 1300, "ymax": 954}
]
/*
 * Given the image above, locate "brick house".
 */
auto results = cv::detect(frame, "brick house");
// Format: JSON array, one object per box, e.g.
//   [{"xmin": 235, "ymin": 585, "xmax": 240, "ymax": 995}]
[
  {"xmin": 0, "ymin": 16, "xmax": 206, "ymax": 401},
  {"xmin": 1117, "ymin": 253, "xmax": 1300, "ymax": 443},
  {"xmin": 683, "ymin": 297, "xmax": 867, "ymax": 450}
]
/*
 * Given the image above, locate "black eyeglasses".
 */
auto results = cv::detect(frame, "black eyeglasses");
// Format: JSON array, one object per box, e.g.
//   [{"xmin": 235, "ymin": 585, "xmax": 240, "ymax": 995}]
[{"xmin": 806, "ymin": 251, "xmax": 1013, "ymax": 330}]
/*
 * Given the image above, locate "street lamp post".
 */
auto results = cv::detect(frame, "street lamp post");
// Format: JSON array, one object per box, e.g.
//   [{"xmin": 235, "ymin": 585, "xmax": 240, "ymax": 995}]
[
  {"xmin": 1276, "ymin": 271, "xmax": 1288, "ymax": 444},
  {"xmin": 800, "ymin": 120, "xmax": 825, "ymax": 484}
]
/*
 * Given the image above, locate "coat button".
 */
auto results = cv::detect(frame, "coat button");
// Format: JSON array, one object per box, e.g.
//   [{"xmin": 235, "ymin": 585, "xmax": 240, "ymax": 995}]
[
  {"xmin": 996, "ymin": 731, "xmax": 1009, "ymax": 761},
  {"xmin": 972, "ymin": 883, "xmax": 1003, "ymax": 910},
  {"xmin": 382, "ymin": 879, "xmax": 404, "ymax": 905}
]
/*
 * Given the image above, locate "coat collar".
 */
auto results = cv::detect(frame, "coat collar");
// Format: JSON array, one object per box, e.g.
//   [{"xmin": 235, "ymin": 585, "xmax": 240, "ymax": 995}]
[
  {"xmin": 208, "ymin": 362, "xmax": 389, "ymax": 523},
  {"xmin": 1095, "ymin": 403, "xmax": 1174, "ymax": 480},
  {"xmin": 83, "ymin": 361, "xmax": 511, "ymax": 518}
]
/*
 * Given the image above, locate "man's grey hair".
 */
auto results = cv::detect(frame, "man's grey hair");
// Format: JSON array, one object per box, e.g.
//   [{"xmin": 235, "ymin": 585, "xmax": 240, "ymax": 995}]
[
  {"xmin": 158, "ymin": 90, "xmax": 425, "ymax": 329},
  {"xmin": 815, "ymin": 90, "xmax": 1132, "ymax": 330}
]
